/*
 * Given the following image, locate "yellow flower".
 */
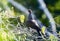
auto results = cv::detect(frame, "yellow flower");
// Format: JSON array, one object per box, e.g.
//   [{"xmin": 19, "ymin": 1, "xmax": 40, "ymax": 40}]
[
  {"xmin": 41, "ymin": 26, "xmax": 46, "ymax": 34},
  {"xmin": 19, "ymin": 15, "xmax": 25, "ymax": 23},
  {"xmin": 49, "ymin": 34, "xmax": 54, "ymax": 39}
]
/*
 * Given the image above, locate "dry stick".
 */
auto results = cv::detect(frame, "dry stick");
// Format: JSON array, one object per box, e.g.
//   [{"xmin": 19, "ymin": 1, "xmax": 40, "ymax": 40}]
[
  {"xmin": 7, "ymin": 0, "xmax": 58, "ymax": 39},
  {"xmin": 38, "ymin": 0, "xmax": 57, "ymax": 36}
]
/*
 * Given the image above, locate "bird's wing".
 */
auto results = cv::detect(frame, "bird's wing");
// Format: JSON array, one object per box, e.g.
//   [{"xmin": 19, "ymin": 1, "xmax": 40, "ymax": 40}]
[{"xmin": 32, "ymin": 19, "xmax": 39, "ymax": 27}]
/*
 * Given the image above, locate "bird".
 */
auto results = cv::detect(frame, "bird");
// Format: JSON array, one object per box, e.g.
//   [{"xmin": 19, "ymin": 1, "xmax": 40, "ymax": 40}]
[{"xmin": 26, "ymin": 9, "xmax": 43, "ymax": 36}]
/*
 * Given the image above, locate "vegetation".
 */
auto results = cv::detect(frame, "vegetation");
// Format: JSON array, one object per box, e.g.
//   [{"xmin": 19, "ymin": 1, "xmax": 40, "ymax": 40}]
[{"xmin": 0, "ymin": 0, "xmax": 60, "ymax": 41}]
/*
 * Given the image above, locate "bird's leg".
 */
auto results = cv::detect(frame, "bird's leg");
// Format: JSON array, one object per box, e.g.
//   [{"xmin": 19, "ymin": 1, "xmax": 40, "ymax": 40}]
[
  {"xmin": 37, "ymin": 31, "xmax": 41, "ymax": 36},
  {"xmin": 36, "ymin": 30, "xmax": 43, "ymax": 39}
]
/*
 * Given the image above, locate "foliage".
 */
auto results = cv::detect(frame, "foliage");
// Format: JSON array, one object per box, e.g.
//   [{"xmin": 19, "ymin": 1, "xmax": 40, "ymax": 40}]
[
  {"xmin": 0, "ymin": 7, "xmax": 27, "ymax": 41},
  {"xmin": 49, "ymin": 34, "xmax": 58, "ymax": 41},
  {"xmin": 0, "ymin": 0, "xmax": 60, "ymax": 41}
]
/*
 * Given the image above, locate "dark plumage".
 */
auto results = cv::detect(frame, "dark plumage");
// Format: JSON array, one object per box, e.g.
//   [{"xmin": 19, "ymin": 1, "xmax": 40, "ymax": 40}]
[{"xmin": 26, "ymin": 9, "xmax": 42, "ymax": 36}]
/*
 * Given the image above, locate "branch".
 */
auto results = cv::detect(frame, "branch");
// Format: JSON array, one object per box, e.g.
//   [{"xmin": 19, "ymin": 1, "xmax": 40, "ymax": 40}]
[
  {"xmin": 38, "ymin": 0, "xmax": 57, "ymax": 36},
  {"xmin": 8, "ymin": 0, "xmax": 29, "ymax": 16}
]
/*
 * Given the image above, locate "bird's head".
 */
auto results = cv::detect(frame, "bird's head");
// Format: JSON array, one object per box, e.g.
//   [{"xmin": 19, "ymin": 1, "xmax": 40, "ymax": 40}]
[{"xmin": 28, "ymin": 9, "xmax": 32, "ymax": 14}]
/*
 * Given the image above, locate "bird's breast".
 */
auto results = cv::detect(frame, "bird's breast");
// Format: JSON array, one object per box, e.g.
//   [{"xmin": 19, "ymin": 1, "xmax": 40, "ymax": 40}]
[{"xmin": 26, "ymin": 20, "xmax": 40, "ymax": 30}]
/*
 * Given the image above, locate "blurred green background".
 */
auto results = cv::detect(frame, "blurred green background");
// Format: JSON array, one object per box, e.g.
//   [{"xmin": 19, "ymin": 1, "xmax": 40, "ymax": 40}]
[
  {"xmin": 13, "ymin": 0, "xmax": 60, "ymax": 30},
  {"xmin": 0, "ymin": 0, "xmax": 60, "ymax": 41}
]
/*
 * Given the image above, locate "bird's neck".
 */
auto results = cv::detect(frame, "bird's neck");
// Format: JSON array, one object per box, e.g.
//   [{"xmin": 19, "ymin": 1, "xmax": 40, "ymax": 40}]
[{"xmin": 28, "ymin": 13, "xmax": 34, "ymax": 20}]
